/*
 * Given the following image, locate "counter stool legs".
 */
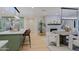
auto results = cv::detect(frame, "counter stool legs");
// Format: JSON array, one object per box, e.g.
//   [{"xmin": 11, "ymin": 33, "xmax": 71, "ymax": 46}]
[
  {"xmin": 22, "ymin": 35, "xmax": 31, "ymax": 48},
  {"xmin": 22, "ymin": 29, "xmax": 31, "ymax": 48},
  {"xmin": 29, "ymin": 35, "xmax": 31, "ymax": 48}
]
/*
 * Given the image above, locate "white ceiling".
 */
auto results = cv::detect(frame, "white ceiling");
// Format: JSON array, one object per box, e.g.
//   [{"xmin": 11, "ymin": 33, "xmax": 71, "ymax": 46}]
[
  {"xmin": 0, "ymin": 7, "xmax": 78, "ymax": 17},
  {"xmin": 17, "ymin": 7, "xmax": 61, "ymax": 16}
]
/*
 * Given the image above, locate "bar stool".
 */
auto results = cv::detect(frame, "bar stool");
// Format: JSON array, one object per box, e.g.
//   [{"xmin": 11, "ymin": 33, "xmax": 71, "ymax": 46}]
[{"xmin": 22, "ymin": 29, "xmax": 31, "ymax": 48}]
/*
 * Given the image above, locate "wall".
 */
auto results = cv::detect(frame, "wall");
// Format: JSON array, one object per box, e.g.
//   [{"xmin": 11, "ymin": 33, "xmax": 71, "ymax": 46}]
[
  {"xmin": 23, "ymin": 16, "xmax": 78, "ymax": 34},
  {"xmin": 24, "ymin": 16, "xmax": 46, "ymax": 34},
  {"xmin": 45, "ymin": 15, "xmax": 77, "ymax": 33},
  {"xmin": 24, "ymin": 16, "xmax": 38, "ymax": 34},
  {"xmin": 45, "ymin": 15, "xmax": 62, "ymax": 32}
]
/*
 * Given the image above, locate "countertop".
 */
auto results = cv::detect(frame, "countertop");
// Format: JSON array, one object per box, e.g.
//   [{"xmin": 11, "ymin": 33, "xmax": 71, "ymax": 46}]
[
  {"xmin": 52, "ymin": 31, "xmax": 72, "ymax": 35},
  {"xmin": 46, "ymin": 30, "xmax": 73, "ymax": 36},
  {"xmin": 0, "ymin": 28, "xmax": 27, "ymax": 35}
]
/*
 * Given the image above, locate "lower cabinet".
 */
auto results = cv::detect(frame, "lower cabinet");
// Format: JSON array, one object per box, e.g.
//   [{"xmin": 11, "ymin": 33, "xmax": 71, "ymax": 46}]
[
  {"xmin": 0, "ymin": 34, "xmax": 23, "ymax": 51},
  {"xmin": 47, "ymin": 32, "xmax": 59, "ymax": 46}
]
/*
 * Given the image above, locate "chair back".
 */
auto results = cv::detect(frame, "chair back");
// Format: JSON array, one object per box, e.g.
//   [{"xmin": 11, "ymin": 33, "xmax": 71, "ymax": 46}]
[{"xmin": 23, "ymin": 29, "xmax": 31, "ymax": 36}]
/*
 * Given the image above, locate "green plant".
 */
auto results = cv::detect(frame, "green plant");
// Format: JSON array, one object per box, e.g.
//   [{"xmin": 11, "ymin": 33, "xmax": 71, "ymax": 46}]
[{"xmin": 39, "ymin": 20, "xmax": 46, "ymax": 33}]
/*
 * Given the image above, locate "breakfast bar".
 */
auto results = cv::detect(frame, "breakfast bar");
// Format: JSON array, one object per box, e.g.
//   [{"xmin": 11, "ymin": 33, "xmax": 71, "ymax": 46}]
[{"xmin": 0, "ymin": 29, "xmax": 26, "ymax": 51}]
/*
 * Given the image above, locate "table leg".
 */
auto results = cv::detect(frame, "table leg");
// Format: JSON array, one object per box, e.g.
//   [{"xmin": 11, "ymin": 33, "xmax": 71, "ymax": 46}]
[
  {"xmin": 68, "ymin": 35, "xmax": 73, "ymax": 50},
  {"xmin": 56, "ymin": 35, "xmax": 60, "ymax": 47}
]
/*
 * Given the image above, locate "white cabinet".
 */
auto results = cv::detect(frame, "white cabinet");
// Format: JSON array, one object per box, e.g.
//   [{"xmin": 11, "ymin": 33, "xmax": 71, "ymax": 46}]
[{"xmin": 47, "ymin": 32, "xmax": 59, "ymax": 47}]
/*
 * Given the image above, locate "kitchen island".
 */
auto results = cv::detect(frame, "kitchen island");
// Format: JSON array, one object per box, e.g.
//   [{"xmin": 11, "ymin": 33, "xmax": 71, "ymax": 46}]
[{"xmin": 0, "ymin": 29, "xmax": 26, "ymax": 51}]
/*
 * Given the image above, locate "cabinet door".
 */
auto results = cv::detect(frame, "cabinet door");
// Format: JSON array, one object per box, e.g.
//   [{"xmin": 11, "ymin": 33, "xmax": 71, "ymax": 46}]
[{"xmin": 48, "ymin": 33, "xmax": 58, "ymax": 43}]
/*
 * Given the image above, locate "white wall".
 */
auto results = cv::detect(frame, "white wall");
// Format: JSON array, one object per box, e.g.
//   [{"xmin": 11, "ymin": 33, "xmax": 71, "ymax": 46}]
[
  {"xmin": 45, "ymin": 15, "xmax": 77, "ymax": 33},
  {"xmin": 23, "ymin": 16, "xmax": 78, "ymax": 34},
  {"xmin": 24, "ymin": 16, "xmax": 38, "ymax": 34},
  {"xmin": 45, "ymin": 15, "xmax": 62, "ymax": 32},
  {"xmin": 24, "ymin": 16, "xmax": 46, "ymax": 34}
]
